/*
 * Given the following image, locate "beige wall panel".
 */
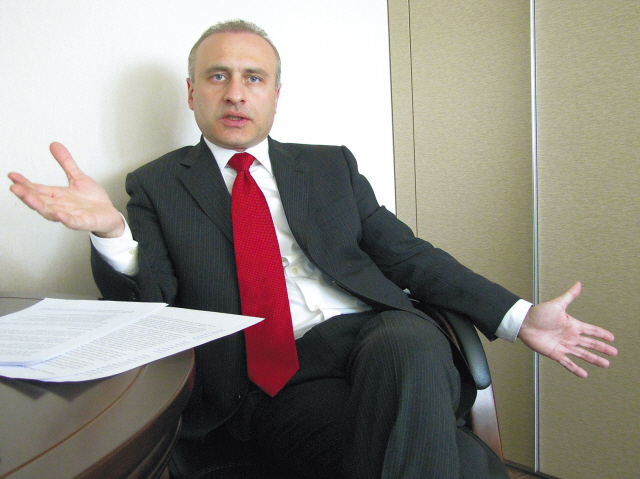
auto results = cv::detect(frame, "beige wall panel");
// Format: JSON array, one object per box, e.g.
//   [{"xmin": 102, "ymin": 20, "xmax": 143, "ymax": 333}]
[
  {"xmin": 407, "ymin": 0, "xmax": 534, "ymax": 467},
  {"xmin": 388, "ymin": 0, "xmax": 417, "ymax": 232},
  {"xmin": 535, "ymin": 2, "xmax": 640, "ymax": 478}
]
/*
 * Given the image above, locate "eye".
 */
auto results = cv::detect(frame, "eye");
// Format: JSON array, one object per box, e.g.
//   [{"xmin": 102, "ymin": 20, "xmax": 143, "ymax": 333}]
[
  {"xmin": 211, "ymin": 73, "xmax": 226, "ymax": 81},
  {"xmin": 247, "ymin": 76, "xmax": 261, "ymax": 83}
]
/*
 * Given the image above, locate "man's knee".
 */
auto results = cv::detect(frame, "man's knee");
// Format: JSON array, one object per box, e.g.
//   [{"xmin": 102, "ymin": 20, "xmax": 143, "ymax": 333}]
[
  {"xmin": 352, "ymin": 311, "xmax": 451, "ymax": 364},
  {"xmin": 347, "ymin": 310, "xmax": 460, "ymax": 403}
]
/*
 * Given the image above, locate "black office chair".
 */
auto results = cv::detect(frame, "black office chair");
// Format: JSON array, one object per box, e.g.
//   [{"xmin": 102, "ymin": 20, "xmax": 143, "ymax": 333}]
[{"xmin": 168, "ymin": 303, "xmax": 511, "ymax": 479}]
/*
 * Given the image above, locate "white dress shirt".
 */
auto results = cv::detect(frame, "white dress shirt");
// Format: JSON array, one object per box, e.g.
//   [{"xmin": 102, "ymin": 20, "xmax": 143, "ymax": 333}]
[{"xmin": 91, "ymin": 138, "xmax": 530, "ymax": 340}]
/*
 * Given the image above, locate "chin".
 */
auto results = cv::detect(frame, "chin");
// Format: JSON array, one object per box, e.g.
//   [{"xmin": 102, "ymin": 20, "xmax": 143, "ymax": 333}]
[{"xmin": 215, "ymin": 135, "xmax": 252, "ymax": 149}]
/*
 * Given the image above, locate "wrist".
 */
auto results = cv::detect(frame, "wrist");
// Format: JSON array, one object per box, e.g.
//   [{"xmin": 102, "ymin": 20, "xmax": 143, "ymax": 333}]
[{"xmin": 92, "ymin": 211, "xmax": 126, "ymax": 238}]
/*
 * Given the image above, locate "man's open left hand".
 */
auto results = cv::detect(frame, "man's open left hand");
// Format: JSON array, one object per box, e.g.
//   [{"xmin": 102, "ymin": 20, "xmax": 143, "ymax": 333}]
[{"xmin": 518, "ymin": 282, "xmax": 618, "ymax": 378}]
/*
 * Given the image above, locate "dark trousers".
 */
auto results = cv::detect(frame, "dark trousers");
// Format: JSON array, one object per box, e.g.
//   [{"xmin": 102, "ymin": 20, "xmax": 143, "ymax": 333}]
[{"xmin": 228, "ymin": 309, "xmax": 489, "ymax": 479}]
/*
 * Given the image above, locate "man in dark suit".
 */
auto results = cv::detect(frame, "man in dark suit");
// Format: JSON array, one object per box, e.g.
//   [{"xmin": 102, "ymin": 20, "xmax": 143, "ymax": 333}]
[{"xmin": 9, "ymin": 20, "xmax": 617, "ymax": 479}]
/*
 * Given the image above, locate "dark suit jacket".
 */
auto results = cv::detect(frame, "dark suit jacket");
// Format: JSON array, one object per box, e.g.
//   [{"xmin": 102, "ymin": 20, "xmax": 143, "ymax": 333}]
[{"xmin": 92, "ymin": 136, "xmax": 519, "ymax": 437}]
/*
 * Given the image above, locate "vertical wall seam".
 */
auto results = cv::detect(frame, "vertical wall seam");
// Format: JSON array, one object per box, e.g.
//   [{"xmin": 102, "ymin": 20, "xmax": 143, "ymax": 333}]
[
  {"xmin": 389, "ymin": 0, "xmax": 417, "ymax": 233},
  {"xmin": 530, "ymin": 0, "xmax": 541, "ymax": 472},
  {"xmin": 407, "ymin": 0, "xmax": 418, "ymax": 236},
  {"xmin": 388, "ymin": 0, "xmax": 398, "ymax": 216}
]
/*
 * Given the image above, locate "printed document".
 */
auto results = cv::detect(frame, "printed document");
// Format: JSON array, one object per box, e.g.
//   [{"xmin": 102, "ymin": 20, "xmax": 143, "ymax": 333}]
[{"xmin": 0, "ymin": 298, "xmax": 262, "ymax": 382}]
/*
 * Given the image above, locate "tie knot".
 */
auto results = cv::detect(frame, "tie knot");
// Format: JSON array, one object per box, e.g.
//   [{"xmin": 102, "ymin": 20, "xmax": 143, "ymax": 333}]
[{"xmin": 228, "ymin": 152, "xmax": 255, "ymax": 173}]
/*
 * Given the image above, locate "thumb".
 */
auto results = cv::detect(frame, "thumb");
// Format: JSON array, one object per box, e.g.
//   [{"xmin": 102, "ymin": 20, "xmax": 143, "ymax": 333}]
[
  {"xmin": 555, "ymin": 281, "xmax": 582, "ymax": 310},
  {"xmin": 50, "ymin": 142, "xmax": 84, "ymax": 182}
]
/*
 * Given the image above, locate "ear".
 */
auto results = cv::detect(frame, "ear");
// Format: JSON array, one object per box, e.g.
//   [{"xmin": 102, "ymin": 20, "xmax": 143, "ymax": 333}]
[
  {"xmin": 187, "ymin": 78, "xmax": 195, "ymax": 111},
  {"xmin": 274, "ymin": 83, "xmax": 281, "ymax": 113}
]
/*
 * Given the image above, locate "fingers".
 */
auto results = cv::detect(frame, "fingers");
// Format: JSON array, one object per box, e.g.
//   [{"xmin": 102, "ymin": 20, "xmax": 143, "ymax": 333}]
[
  {"xmin": 579, "ymin": 334, "xmax": 618, "ymax": 357},
  {"xmin": 557, "ymin": 349, "xmax": 607, "ymax": 378},
  {"xmin": 558, "ymin": 357, "xmax": 588, "ymax": 378},
  {"xmin": 553, "ymin": 338, "xmax": 614, "ymax": 378},
  {"xmin": 570, "ymin": 345, "xmax": 611, "ymax": 368},
  {"xmin": 9, "ymin": 142, "xmax": 82, "ymax": 191},
  {"xmin": 10, "ymin": 183, "xmax": 61, "ymax": 220},
  {"xmin": 581, "ymin": 322, "xmax": 616, "ymax": 343},
  {"xmin": 8, "ymin": 171, "xmax": 38, "ymax": 192},
  {"xmin": 8, "ymin": 174, "xmax": 44, "ymax": 211},
  {"xmin": 50, "ymin": 142, "xmax": 84, "ymax": 182},
  {"xmin": 564, "ymin": 322, "xmax": 617, "ymax": 371},
  {"xmin": 8, "ymin": 171, "xmax": 28, "ymax": 185},
  {"xmin": 572, "ymin": 317, "xmax": 617, "ymax": 357},
  {"xmin": 9, "ymin": 172, "xmax": 58, "ymax": 205},
  {"xmin": 9, "ymin": 172, "xmax": 73, "ymax": 222},
  {"xmin": 10, "ymin": 175, "xmax": 59, "ymax": 199}
]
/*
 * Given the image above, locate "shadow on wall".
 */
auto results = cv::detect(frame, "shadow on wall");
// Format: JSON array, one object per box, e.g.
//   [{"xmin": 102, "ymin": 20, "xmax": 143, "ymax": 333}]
[
  {"xmin": 100, "ymin": 62, "xmax": 196, "ymax": 216},
  {"xmin": 1, "ymin": 64, "xmax": 195, "ymax": 296},
  {"xmin": 2, "ymin": 222, "xmax": 96, "ymax": 296}
]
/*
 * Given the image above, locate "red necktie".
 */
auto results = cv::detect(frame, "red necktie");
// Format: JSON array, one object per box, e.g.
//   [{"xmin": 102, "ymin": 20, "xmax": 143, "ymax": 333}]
[{"xmin": 228, "ymin": 152, "xmax": 299, "ymax": 396}]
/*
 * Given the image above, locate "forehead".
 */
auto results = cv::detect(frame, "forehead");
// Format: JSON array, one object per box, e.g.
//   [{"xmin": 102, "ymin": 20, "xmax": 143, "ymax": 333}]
[{"xmin": 194, "ymin": 32, "xmax": 278, "ymax": 75}]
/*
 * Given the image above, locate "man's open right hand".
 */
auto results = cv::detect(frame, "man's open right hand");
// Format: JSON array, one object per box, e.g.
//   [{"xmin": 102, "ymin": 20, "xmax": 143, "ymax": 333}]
[{"xmin": 8, "ymin": 142, "xmax": 124, "ymax": 238}]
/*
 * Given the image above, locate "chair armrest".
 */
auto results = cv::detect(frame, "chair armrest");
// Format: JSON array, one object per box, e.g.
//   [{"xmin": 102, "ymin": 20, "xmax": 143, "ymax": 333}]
[
  {"xmin": 409, "ymin": 300, "xmax": 507, "ymax": 465},
  {"xmin": 410, "ymin": 301, "xmax": 492, "ymax": 390},
  {"xmin": 439, "ymin": 309, "xmax": 492, "ymax": 390}
]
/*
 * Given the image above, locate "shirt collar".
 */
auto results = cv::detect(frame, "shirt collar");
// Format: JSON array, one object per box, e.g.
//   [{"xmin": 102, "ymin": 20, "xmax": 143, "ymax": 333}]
[{"xmin": 203, "ymin": 137, "xmax": 273, "ymax": 175}]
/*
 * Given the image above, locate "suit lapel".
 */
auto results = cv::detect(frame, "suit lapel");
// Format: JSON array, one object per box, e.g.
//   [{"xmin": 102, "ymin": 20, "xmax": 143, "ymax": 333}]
[
  {"xmin": 176, "ymin": 137, "xmax": 310, "ymax": 246},
  {"xmin": 269, "ymin": 138, "xmax": 310, "ymax": 251},
  {"xmin": 178, "ymin": 137, "xmax": 234, "ymax": 243}
]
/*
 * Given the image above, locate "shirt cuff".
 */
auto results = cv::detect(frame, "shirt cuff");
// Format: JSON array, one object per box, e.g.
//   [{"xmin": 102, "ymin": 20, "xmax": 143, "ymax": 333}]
[
  {"xmin": 495, "ymin": 299, "xmax": 532, "ymax": 342},
  {"xmin": 89, "ymin": 215, "xmax": 139, "ymax": 276}
]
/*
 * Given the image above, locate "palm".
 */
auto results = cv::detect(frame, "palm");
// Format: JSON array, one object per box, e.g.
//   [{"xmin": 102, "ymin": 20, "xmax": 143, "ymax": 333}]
[
  {"xmin": 8, "ymin": 142, "xmax": 123, "ymax": 237},
  {"xmin": 518, "ymin": 282, "xmax": 618, "ymax": 377}
]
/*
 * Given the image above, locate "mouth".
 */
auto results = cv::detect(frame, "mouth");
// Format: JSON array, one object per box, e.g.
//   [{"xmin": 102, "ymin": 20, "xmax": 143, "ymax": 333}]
[
  {"xmin": 223, "ymin": 111, "xmax": 249, "ymax": 120},
  {"xmin": 221, "ymin": 112, "xmax": 250, "ymax": 127}
]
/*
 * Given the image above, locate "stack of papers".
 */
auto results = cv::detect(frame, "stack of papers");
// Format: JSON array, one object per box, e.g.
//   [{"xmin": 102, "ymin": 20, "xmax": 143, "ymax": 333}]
[{"xmin": 0, "ymin": 298, "xmax": 262, "ymax": 382}]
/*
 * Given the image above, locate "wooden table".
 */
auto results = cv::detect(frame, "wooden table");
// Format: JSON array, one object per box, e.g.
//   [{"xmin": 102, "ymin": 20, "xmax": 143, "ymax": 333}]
[{"xmin": 0, "ymin": 294, "xmax": 195, "ymax": 479}]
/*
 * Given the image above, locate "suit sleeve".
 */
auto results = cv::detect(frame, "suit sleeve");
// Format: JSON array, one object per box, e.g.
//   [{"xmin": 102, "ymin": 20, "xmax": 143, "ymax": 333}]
[
  {"xmin": 341, "ymin": 146, "xmax": 520, "ymax": 340},
  {"xmin": 92, "ymin": 171, "xmax": 179, "ymax": 304}
]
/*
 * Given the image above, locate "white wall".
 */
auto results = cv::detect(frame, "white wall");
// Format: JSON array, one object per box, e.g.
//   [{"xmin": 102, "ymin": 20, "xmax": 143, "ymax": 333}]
[{"xmin": 0, "ymin": 0, "xmax": 394, "ymax": 295}]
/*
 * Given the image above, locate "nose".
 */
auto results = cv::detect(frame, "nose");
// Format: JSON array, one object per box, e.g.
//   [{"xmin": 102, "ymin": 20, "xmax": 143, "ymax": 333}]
[{"xmin": 224, "ymin": 76, "xmax": 245, "ymax": 105}]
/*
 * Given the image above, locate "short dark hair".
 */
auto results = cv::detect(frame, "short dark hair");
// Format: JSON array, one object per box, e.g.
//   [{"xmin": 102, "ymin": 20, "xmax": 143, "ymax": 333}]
[{"xmin": 188, "ymin": 19, "xmax": 281, "ymax": 89}]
